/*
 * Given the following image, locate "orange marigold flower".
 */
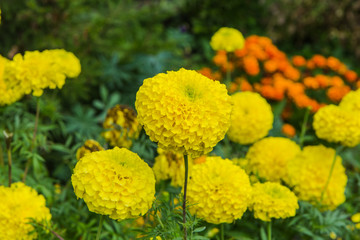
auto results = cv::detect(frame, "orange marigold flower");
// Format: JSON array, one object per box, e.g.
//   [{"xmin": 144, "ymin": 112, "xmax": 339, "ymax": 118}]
[
  {"xmin": 292, "ymin": 56, "xmax": 306, "ymax": 67},
  {"xmin": 243, "ymin": 55, "xmax": 260, "ymax": 76},
  {"xmin": 235, "ymin": 77, "xmax": 253, "ymax": 92},
  {"xmin": 213, "ymin": 50, "xmax": 227, "ymax": 66},
  {"xmin": 327, "ymin": 85, "xmax": 351, "ymax": 103},
  {"xmin": 306, "ymin": 60, "xmax": 315, "ymax": 70},
  {"xmin": 197, "ymin": 67, "xmax": 221, "ymax": 81},
  {"xmin": 337, "ymin": 64, "xmax": 348, "ymax": 75},
  {"xmin": 287, "ymin": 82, "xmax": 305, "ymax": 98},
  {"xmin": 312, "ymin": 54, "xmax": 327, "ymax": 68},
  {"xmin": 264, "ymin": 60, "xmax": 278, "ymax": 73},
  {"xmin": 260, "ymin": 85, "xmax": 284, "ymax": 101},
  {"xmin": 248, "ymin": 44, "xmax": 267, "ymax": 60},
  {"xmin": 228, "ymin": 82, "xmax": 239, "ymax": 93},
  {"xmin": 315, "ymin": 75, "xmax": 329, "ymax": 88},
  {"xmin": 327, "ymin": 56, "xmax": 341, "ymax": 71},
  {"xmin": 234, "ymin": 48, "xmax": 247, "ymax": 58},
  {"xmin": 344, "ymin": 70, "xmax": 358, "ymax": 83},
  {"xmin": 282, "ymin": 123, "xmax": 296, "ymax": 138},
  {"xmin": 284, "ymin": 67, "xmax": 300, "ymax": 81},
  {"xmin": 304, "ymin": 77, "xmax": 320, "ymax": 89},
  {"xmin": 258, "ymin": 36, "xmax": 272, "ymax": 47},
  {"xmin": 329, "ymin": 76, "xmax": 344, "ymax": 87}
]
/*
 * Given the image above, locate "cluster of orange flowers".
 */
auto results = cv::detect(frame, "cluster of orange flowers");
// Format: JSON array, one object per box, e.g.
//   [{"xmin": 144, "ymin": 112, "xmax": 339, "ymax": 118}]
[{"xmin": 198, "ymin": 35, "xmax": 359, "ymax": 114}]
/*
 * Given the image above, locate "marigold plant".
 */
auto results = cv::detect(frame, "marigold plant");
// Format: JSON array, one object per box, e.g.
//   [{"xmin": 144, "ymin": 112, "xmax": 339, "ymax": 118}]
[
  {"xmin": 186, "ymin": 156, "xmax": 252, "ymax": 224},
  {"xmin": 250, "ymin": 182, "xmax": 299, "ymax": 222},
  {"xmin": 227, "ymin": 91, "xmax": 273, "ymax": 145},
  {"xmin": 135, "ymin": 68, "xmax": 232, "ymax": 157},
  {"xmin": 246, "ymin": 137, "xmax": 301, "ymax": 182},
  {"xmin": 76, "ymin": 139, "xmax": 104, "ymax": 161},
  {"xmin": 0, "ymin": 182, "xmax": 52, "ymax": 240},
  {"xmin": 285, "ymin": 145, "xmax": 347, "ymax": 210},
  {"xmin": 210, "ymin": 27, "xmax": 245, "ymax": 52},
  {"xmin": 71, "ymin": 147, "xmax": 155, "ymax": 220}
]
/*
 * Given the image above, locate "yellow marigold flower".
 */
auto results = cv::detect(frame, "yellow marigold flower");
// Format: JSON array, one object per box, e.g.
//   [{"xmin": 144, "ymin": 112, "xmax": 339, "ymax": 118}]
[
  {"xmin": 227, "ymin": 92, "xmax": 273, "ymax": 145},
  {"xmin": 339, "ymin": 89, "xmax": 360, "ymax": 113},
  {"xmin": 0, "ymin": 55, "xmax": 26, "ymax": 106},
  {"xmin": 76, "ymin": 139, "xmax": 104, "ymax": 161},
  {"xmin": 313, "ymin": 105, "xmax": 360, "ymax": 147},
  {"xmin": 246, "ymin": 137, "xmax": 301, "ymax": 182},
  {"xmin": 250, "ymin": 182, "xmax": 298, "ymax": 222},
  {"xmin": 352, "ymin": 213, "xmax": 360, "ymax": 229},
  {"xmin": 152, "ymin": 148, "xmax": 193, "ymax": 187},
  {"xmin": 210, "ymin": 27, "xmax": 245, "ymax": 52},
  {"xmin": 2, "ymin": 49, "xmax": 80, "ymax": 99},
  {"xmin": 102, "ymin": 105, "xmax": 141, "ymax": 148},
  {"xmin": 0, "ymin": 182, "xmax": 52, "ymax": 240},
  {"xmin": 135, "ymin": 68, "xmax": 232, "ymax": 157},
  {"xmin": 186, "ymin": 156, "xmax": 252, "ymax": 224},
  {"xmin": 285, "ymin": 145, "xmax": 347, "ymax": 210},
  {"xmin": 71, "ymin": 147, "xmax": 155, "ymax": 220}
]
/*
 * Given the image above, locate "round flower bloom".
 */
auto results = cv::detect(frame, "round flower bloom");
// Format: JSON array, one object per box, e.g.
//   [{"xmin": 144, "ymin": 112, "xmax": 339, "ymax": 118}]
[
  {"xmin": 351, "ymin": 213, "xmax": 360, "ymax": 229},
  {"xmin": 313, "ymin": 105, "xmax": 360, "ymax": 147},
  {"xmin": 71, "ymin": 147, "xmax": 155, "ymax": 220},
  {"xmin": 186, "ymin": 156, "xmax": 252, "ymax": 224},
  {"xmin": 246, "ymin": 137, "xmax": 301, "ymax": 182},
  {"xmin": 152, "ymin": 148, "xmax": 194, "ymax": 187},
  {"xmin": 102, "ymin": 105, "xmax": 141, "ymax": 148},
  {"xmin": 0, "ymin": 182, "xmax": 52, "ymax": 240},
  {"xmin": 76, "ymin": 139, "xmax": 104, "ymax": 161},
  {"xmin": 135, "ymin": 68, "xmax": 232, "ymax": 157},
  {"xmin": 282, "ymin": 123, "xmax": 296, "ymax": 138},
  {"xmin": 285, "ymin": 145, "xmax": 347, "ymax": 210},
  {"xmin": 227, "ymin": 92, "xmax": 273, "ymax": 145},
  {"xmin": 1, "ymin": 49, "xmax": 80, "ymax": 102},
  {"xmin": 210, "ymin": 27, "xmax": 245, "ymax": 52},
  {"xmin": 250, "ymin": 182, "xmax": 299, "ymax": 222},
  {"xmin": 339, "ymin": 89, "xmax": 360, "ymax": 113}
]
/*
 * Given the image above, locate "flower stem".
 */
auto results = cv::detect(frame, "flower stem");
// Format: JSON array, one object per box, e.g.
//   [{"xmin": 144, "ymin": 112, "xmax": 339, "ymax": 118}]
[
  {"xmin": 299, "ymin": 107, "xmax": 310, "ymax": 148},
  {"xmin": 183, "ymin": 154, "xmax": 189, "ymax": 240},
  {"xmin": 0, "ymin": 141, "xmax": 4, "ymax": 167},
  {"xmin": 4, "ymin": 131, "xmax": 13, "ymax": 187},
  {"xmin": 221, "ymin": 223, "xmax": 225, "ymax": 240},
  {"xmin": 23, "ymin": 97, "xmax": 40, "ymax": 182},
  {"xmin": 320, "ymin": 146, "xmax": 344, "ymax": 204},
  {"xmin": 96, "ymin": 215, "xmax": 104, "ymax": 240},
  {"xmin": 267, "ymin": 221, "xmax": 272, "ymax": 240}
]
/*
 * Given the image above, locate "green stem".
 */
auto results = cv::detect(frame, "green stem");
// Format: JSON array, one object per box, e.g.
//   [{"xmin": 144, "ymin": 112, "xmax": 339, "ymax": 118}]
[
  {"xmin": 96, "ymin": 215, "xmax": 105, "ymax": 240},
  {"xmin": 7, "ymin": 147, "xmax": 12, "ymax": 187},
  {"xmin": 23, "ymin": 97, "xmax": 40, "ymax": 182},
  {"xmin": 183, "ymin": 154, "xmax": 189, "ymax": 240},
  {"xmin": 0, "ymin": 141, "xmax": 4, "ymax": 167},
  {"xmin": 299, "ymin": 107, "xmax": 310, "ymax": 148},
  {"xmin": 221, "ymin": 223, "xmax": 224, "ymax": 240},
  {"xmin": 224, "ymin": 53, "xmax": 232, "ymax": 87},
  {"xmin": 267, "ymin": 221, "xmax": 272, "ymax": 240},
  {"xmin": 320, "ymin": 146, "xmax": 344, "ymax": 204},
  {"xmin": 3, "ymin": 131, "xmax": 13, "ymax": 187}
]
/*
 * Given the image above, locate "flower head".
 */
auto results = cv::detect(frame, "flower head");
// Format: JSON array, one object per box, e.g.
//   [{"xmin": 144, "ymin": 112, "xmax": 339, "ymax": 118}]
[
  {"xmin": 246, "ymin": 137, "xmax": 301, "ymax": 182},
  {"xmin": 227, "ymin": 92, "xmax": 273, "ymax": 145},
  {"xmin": 102, "ymin": 105, "xmax": 141, "ymax": 148},
  {"xmin": 313, "ymin": 104, "xmax": 360, "ymax": 147},
  {"xmin": 250, "ymin": 182, "xmax": 299, "ymax": 221},
  {"xmin": 285, "ymin": 145, "xmax": 347, "ymax": 210},
  {"xmin": 210, "ymin": 27, "xmax": 245, "ymax": 52},
  {"xmin": 0, "ymin": 49, "xmax": 80, "ymax": 105},
  {"xmin": 186, "ymin": 156, "xmax": 252, "ymax": 224},
  {"xmin": 0, "ymin": 182, "xmax": 52, "ymax": 240},
  {"xmin": 76, "ymin": 139, "xmax": 104, "ymax": 161},
  {"xmin": 71, "ymin": 147, "xmax": 155, "ymax": 220},
  {"xmin": 339, "ymin": 89, "xmax": 360, "ymax": 113},
  {"xmin": 135, "ymin": 68, "xmax": 232, "ymax": 157}
]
